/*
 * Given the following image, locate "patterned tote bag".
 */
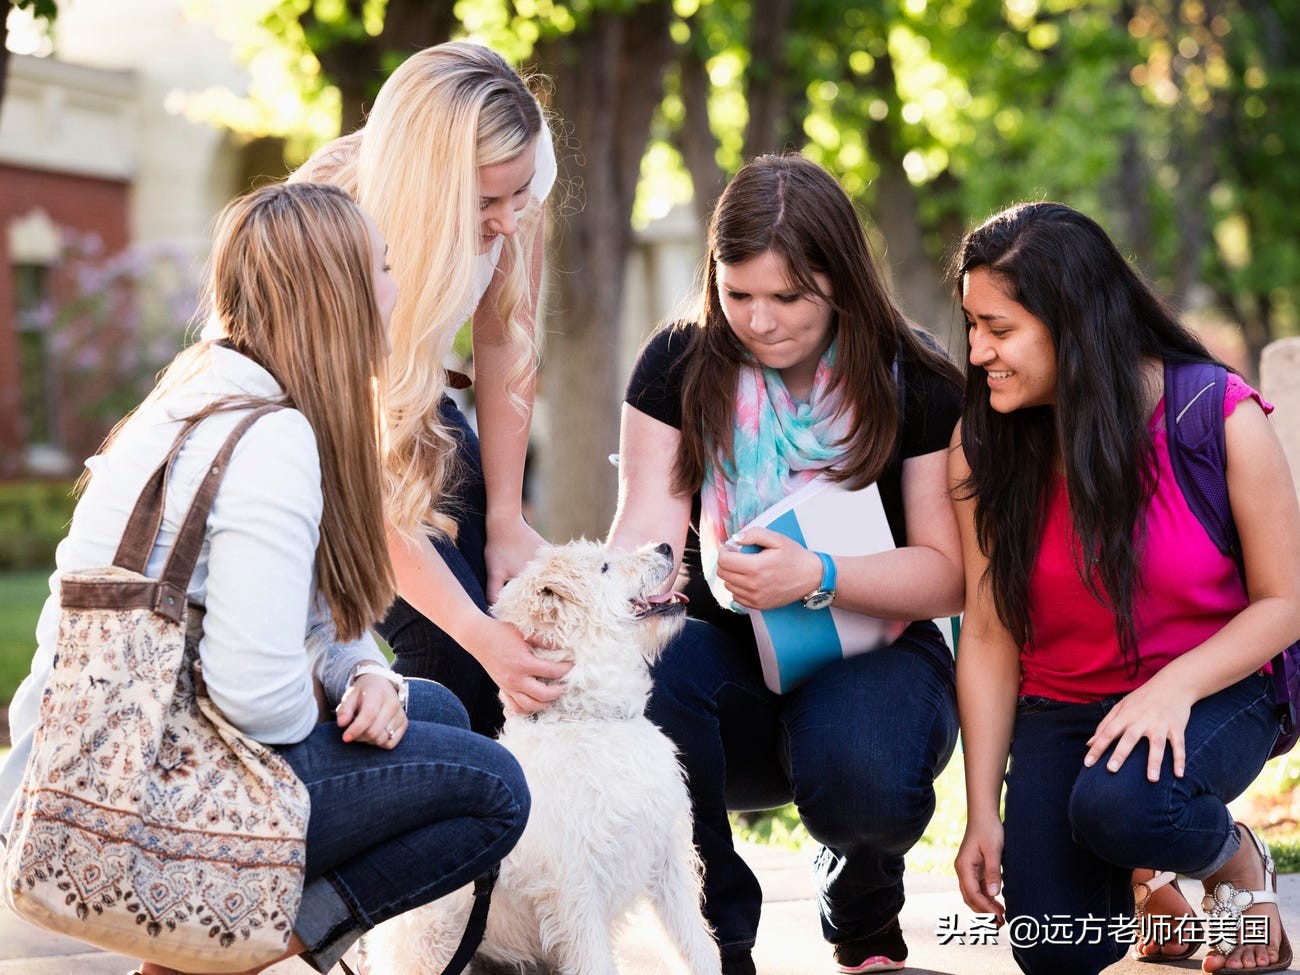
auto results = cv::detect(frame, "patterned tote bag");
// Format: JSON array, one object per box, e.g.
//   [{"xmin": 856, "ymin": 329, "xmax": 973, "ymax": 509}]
[{"xmin": 1, "ymin": 406, "xmax": 311, "ymax": 973}]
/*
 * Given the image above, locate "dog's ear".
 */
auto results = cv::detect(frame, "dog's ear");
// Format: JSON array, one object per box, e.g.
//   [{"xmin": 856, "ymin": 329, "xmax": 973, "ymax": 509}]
[
  {"xmin": 538, "ymin": 581, "xmax": 576, "ymax": 603},
  {"xmin": 516, "ymin": 572, "xmax": 584, "ymax": 633}
]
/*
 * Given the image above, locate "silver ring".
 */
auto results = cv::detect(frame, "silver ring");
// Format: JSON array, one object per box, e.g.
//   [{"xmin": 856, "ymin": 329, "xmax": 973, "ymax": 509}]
[{"xmin": 385, "ymin": 725, "xmax": 396, "ymax": 740}]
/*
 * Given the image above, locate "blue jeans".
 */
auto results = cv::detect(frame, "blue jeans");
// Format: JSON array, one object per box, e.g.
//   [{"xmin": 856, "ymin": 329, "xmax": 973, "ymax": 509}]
[
  {"xmin": 1003, "ymin": 672, "xmax": 1281, "ymax": 975},
  {"xmin": 276, "ymin": 679, "xmax": 529, "ymax": 972},
  {"xmin": 378, "ymin": 397, "xmax": 505, "ymax": 737},
  {"xmin": 647, "ymin": 618, "xmax": 958, "ymax": 956}
]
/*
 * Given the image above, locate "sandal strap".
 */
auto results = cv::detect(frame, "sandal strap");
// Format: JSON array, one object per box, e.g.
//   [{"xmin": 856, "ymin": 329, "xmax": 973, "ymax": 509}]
[
  {"xmin": 1238, "ymin": 822, "xmax": 1277, "ymax": 879},
  {"xmin": 1202, "ymin": 881, "xmax": 1281, "ymax": 909},
  {"xmin": 1133, "ymin": 870, "xmax": 1179, "ymax": 912},
  {"xmin": 1137, "ymin": 870, "xmax": 1177, "ymax": 897}
]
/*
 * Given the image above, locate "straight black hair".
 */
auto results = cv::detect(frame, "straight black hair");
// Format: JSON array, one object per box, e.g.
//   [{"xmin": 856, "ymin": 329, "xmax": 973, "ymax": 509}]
[{"xmin": 954, "ymin": 202, "xmax": 1219, "ymax": 668}]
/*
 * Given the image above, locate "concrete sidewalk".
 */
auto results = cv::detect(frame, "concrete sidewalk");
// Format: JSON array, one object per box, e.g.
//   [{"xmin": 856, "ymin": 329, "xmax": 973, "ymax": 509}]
[{"xmin": 1, "ymin": 841, "xmax": 1295, "ymax": 973}]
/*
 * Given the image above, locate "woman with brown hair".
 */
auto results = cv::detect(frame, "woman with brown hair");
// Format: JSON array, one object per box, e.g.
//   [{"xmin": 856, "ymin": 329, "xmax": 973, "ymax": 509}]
[
  {"xmin": 1, "ymin": 182, "xmax": 529, "ymax": 975},
  {"xmin": 608, "ymin": 155, "xmax": 964, "ymax": 974}
]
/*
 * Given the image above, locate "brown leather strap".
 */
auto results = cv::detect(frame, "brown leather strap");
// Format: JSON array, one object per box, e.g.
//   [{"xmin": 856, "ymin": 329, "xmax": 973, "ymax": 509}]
[
  {"xmin": 445, "ymin": 368, "xmax": 473, "ymax": 390},
  {"xmin": 153, "ymin": 405, "xmax": 285, "ymax": 621},
  {"xmin": 113, "ymin": 417, "xmax": 205, "ymax": 573}
]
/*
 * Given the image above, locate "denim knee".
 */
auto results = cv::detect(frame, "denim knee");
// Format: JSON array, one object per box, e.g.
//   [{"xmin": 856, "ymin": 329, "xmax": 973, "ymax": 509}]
[
  {"xmin": 1066, "ymin": 755, "xmax": 1166, "ymax": 861},
  {"xmin": 406, "ymin": 678, "xmax": 471, "ymax": 729},
  {"xmin": 490, "ymin": 747, "xmax": 531, "ymax": 838},
  {"xmin": 799, "ymin": 776, "xmax": 935, "ymax": 855},
  {"xmin": 794, "ymin": 739, "xmax": 937, "ymax": 854}
]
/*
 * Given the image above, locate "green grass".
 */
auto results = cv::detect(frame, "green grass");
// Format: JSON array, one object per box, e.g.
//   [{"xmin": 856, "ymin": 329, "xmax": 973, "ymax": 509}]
[
  {"xmin": 0, "ymin": 568, "xmax": 49, "ymax": 709},
  {"xmin": 732, "ymin": 759, "xmax": 967, "ymax": 874}
]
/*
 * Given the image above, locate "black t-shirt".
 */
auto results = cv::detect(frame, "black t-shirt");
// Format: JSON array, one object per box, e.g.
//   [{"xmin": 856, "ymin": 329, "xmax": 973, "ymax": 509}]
[{"xmin": 623, "ymin": 324, "xmax": 963, "ymax": 641}]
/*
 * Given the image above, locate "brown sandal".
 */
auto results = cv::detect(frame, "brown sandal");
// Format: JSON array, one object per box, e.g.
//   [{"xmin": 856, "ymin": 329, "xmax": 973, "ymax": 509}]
[{"xmin": 1131, "ymin": 869, "xmax": 1199, "ymax": 962}]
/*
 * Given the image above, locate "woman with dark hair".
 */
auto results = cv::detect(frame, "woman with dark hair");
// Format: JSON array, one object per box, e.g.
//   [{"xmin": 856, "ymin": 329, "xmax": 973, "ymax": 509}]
[
  {"xmin": 607, "ymin": 154, "xmax": 965, "ymax": 974},
  {"xmin": 950, "ymin": 202, "xmax": 1299, "ymax": 975}
]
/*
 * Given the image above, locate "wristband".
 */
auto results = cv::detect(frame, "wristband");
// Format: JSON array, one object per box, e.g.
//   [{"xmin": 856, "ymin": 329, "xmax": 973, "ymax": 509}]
[{"xmin": 348, "ymin": 662, "xmax": 409, "ymax": 713}]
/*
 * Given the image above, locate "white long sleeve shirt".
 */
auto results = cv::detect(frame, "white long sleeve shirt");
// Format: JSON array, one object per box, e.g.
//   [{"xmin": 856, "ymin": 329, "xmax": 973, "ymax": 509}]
[{"xmin": 1, "ymin": 346, "xmax": 386, "ymax": 829}]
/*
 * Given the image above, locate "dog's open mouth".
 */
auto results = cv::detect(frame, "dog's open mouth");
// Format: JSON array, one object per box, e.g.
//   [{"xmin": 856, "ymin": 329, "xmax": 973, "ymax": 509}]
[{"xmin": 631, "ymin": 592, "xmax": 689, "ymax": 618}]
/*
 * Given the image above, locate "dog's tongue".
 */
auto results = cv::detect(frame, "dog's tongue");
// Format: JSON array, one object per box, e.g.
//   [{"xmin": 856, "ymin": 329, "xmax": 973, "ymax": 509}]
[{"xmin": 647, "ymin": 592, "xmax": 689, "ymax": 605}]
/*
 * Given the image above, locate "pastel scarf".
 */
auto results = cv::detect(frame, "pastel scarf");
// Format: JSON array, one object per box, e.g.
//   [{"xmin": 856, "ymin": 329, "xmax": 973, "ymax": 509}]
[{"xmin": 699, "ymin": 342, "xmax": 852, "ymax": 611}]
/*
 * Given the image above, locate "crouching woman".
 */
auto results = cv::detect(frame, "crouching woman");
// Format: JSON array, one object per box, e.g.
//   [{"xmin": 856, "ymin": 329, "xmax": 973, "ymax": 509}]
[
  {"xmin": 950, "ymin": 202, "xmax": 1299, "ymax": 975},
  {"xmin": 608, "ymin": 154, "xmax": 964, "ymax": 975},
  {"xmin": 0, "ymin": 182, "xmax": 529, "ymax": 975}
]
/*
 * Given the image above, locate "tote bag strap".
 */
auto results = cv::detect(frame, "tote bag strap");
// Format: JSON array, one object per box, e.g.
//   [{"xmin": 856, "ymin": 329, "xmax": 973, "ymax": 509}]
[
  {"xmin": 112, "ymin": 416, "xmax": 205, "ymax": 574},
  {"xmin": 110, "ymin": 405, "xmax": 285, "ymax": 623}
]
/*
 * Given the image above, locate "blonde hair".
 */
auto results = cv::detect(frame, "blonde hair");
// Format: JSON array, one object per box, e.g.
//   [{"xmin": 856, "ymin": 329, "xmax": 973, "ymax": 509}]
[{"xmin": 291, "ymin": 41, "xmax": 548, "ymax": 540}]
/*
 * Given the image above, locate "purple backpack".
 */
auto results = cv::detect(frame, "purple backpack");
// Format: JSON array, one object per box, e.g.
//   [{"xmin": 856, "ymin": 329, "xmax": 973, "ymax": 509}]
[{"xmin": 1164, "ymin": 359, "xmax": 1300, "ymax": 759}]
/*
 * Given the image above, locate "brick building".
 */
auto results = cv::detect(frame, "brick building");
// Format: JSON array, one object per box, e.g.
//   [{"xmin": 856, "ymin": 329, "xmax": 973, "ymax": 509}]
[
  {"xmin": 0, "ymin": 55, "xmax": 135, "ymax": 476},
  {"xmin": 0, "ymin": 0, "xmax": 269, "ymax": 478}
]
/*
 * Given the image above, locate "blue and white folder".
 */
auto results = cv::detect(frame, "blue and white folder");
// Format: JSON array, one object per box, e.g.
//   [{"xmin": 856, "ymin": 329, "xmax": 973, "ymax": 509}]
[{"xmin": 741, "ymin": 476, "xmax": 902, "ymax": 694}]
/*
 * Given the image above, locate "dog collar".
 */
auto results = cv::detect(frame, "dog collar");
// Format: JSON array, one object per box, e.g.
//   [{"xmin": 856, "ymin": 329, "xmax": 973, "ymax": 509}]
[{"xmin": 524, "ymin": 704, "xmax": 639, "ymax": 723}]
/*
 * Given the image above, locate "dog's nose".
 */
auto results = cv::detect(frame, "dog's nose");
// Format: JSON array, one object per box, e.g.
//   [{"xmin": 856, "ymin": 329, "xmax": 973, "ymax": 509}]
[{"xmin": 654, "ymin": 543, "xmax": 672, "ymax": 558}]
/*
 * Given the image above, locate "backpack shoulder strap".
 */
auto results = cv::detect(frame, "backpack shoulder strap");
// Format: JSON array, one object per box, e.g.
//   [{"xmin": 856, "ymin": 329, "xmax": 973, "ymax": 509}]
[
  {"xmin": 1164, "ymin": 359, "xmax": 1299, "ymax": 756},
  {"xmin": 1163, "ymin": 359, "xmax": 1240, "ymax": 566}
]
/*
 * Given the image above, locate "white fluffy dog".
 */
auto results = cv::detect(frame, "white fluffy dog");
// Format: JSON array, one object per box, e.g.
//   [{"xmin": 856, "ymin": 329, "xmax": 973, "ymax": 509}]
[{"xmin": 362, "ymin": 540, "xmax": 722, "ymax": 975}]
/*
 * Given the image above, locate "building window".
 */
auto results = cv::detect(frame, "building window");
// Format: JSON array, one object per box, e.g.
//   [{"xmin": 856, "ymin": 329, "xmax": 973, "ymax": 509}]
[{"xmin": 15, "ymin": 262, "xmax": 60, "ymax": 447}]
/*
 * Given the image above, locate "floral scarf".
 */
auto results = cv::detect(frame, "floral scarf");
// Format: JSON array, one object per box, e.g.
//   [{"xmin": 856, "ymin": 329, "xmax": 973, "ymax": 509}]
[{"xmin": 699, "ymin": 341, "xmax": 852, "ymax": 611}]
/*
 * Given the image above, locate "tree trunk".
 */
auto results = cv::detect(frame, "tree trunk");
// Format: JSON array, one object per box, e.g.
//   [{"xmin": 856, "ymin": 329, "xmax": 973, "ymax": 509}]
[
  {"xmin": 676, "ymin": 37, "xmax": 727, "ymax": 225},
  {"xmin": 741, "ymin": 0, "xmax": 797, "ymax": 159},
  {"xmin": 1115, "ymin": 129, "xmax": 1155, "ymax": 276},
  {"xmin": 533, "ymin": 2, "xmax": 677, "ymax": 542},
  {"xmin": 306, "ymin": 0, "xmax": 457, "ymax": 132},
  {"xmin": 863, "ymin": 54, "xmax": 951, "ymax": 344}
]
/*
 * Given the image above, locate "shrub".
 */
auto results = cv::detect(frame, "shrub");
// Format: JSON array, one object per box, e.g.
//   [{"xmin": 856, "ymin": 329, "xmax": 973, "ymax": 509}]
[{"xmin": 0, "ymin": 479, "xmax": 76, "ymax": 570}]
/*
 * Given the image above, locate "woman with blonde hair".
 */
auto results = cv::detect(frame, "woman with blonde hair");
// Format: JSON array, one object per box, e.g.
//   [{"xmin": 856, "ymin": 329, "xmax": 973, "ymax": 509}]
[
  {"xmin": 288, "ymin": 40, "xmax": 568, "ymax": 733},
  {"xmin": 1, "ymin": 182, "xmax": 530, "ymax": 975}
]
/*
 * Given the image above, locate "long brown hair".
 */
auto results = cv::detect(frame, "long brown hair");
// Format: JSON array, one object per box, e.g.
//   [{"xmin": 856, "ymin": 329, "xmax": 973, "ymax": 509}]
[
  {"xmin": 208, "ymin": 182, "xmax": 395, "ymax": 640},
  {"xmin": 110, "ymin": 183, "xmax": 396, "ymax": 641},
  {"xmin": 674, "ymin": 153, "xmax": 959, "ymax": 495}
]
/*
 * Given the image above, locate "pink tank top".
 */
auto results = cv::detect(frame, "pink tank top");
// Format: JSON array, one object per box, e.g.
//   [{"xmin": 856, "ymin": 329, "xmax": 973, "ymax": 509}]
[{"xmin": 1019, "ymin": 375, "xmax": 1272, "ymax": 702}]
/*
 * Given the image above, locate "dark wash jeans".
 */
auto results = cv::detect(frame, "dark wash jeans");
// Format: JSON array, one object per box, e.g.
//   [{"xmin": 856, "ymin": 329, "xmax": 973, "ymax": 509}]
[
  {"xmin": 276, "ymin": 679, "xmax": 529, "ymax": 972},
  {"xmin": 378, "ymin": 396, "xmax": 507, "ymax": 737},
  {"xmin": 647, "ymin": 617, "xmax": 958, "ymax": 956},
  {"xmin": 1003, "ymin": 672, "xmax": 1281, "ymax": 975}
]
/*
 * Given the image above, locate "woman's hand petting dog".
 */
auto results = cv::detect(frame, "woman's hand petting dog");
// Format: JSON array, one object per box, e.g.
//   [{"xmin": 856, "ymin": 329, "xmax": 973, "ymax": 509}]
[
  {"xmin": 465, "ymin": 614, "xmax": 572, "ymax": 717},
  {"xmin": 337, "ymin": 673, "xmax": 408, "ymax": 748}
]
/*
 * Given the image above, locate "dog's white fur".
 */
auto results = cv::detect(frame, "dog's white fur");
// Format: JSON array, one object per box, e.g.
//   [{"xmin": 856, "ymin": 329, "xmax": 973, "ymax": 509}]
[{"xmin": 362, "ymin": 540, "xmax": 721, "ymax": 975}]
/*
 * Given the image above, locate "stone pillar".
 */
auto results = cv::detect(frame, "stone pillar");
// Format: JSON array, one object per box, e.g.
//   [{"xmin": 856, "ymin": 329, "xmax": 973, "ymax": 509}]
[{"xmin": 1259, "ymin": 337, "xmax": 1300, "ymax": 492}]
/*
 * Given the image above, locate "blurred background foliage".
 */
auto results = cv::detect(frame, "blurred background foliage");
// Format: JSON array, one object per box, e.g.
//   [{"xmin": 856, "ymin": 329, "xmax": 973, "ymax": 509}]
[
  {"xmin": 159, "ymin": 0, "xmax": 1300, "ymax": 548},
  {"xmin": 180, "ymin": 0, "xmax": 1299, "ymax": 369}
]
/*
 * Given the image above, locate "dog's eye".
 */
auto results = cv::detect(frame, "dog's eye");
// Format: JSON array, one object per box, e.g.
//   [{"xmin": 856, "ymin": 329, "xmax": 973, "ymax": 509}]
[
  {"xmin": 540, "ymin": 586, "xmax": 555, "ymax": 597},
  {"xmin": 600, "ymin": 563, "xmax": 609, "ymax": 574}
]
